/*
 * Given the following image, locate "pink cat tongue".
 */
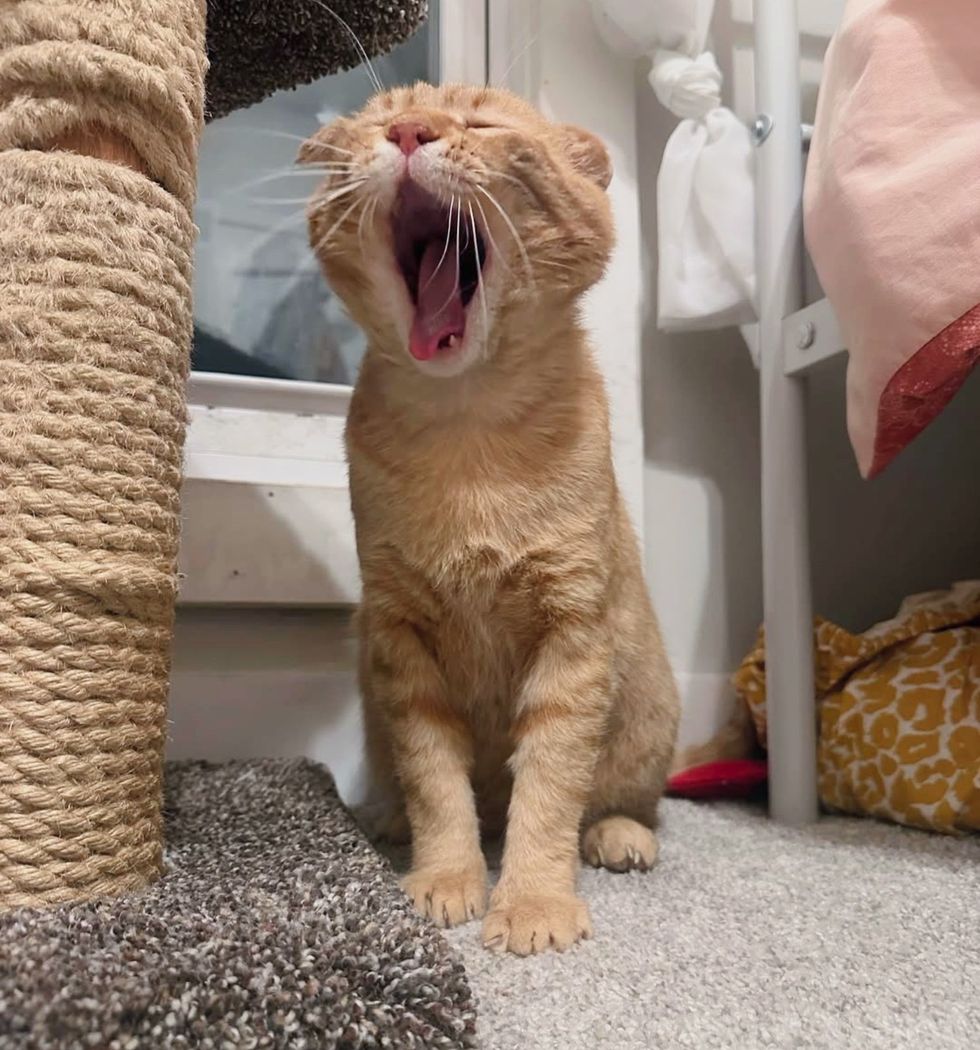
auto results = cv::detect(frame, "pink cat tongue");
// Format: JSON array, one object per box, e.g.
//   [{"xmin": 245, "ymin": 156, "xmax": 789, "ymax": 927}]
[{"xmin": 410, "ymin": 239, "xmax": 465, "ymax": 361}]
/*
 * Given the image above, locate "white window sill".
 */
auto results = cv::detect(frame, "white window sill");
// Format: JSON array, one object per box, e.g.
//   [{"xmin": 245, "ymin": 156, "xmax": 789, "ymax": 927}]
[{"xmin": 178, "ymin": 371, "xmax": 359, "ymax": 607}]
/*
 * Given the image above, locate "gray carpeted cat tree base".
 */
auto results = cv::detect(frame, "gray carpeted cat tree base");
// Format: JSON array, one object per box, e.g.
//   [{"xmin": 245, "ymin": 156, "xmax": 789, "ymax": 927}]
[
  {"xmin": 0, "ymin": 760, "xmax": 477, "ymax": 1048},
  {"xmin": 0, "ymin": 2, "xmax": 473, "ymax": 1043}
]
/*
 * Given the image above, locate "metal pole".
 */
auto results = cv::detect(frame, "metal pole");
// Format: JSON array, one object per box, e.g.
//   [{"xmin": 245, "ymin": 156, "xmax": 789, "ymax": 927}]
[{"xmin": 754, "ymin": 0, "xmax": 819, "ymax": 824}]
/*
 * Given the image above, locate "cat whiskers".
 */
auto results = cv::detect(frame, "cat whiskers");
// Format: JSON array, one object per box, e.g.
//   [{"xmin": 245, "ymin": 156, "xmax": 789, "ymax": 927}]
[
  {"xmin": 230, "ymin": 164, "xmax": 359, "ymax": 199},
  {"xmin": 310, "ymin": 177, "xmax": 369, "ymax": 212},
  {"xmin": 480, "ymin": 165, "xmax": 532, "ymax": 195},
  {"xmin": 454, "ymin": 200, "xmax": 463, "ymax": 302},
  {"xmin": 222, "ymin": 127, "xmax": 355, "ymax": 158},
  {"xmin": 209, "ymin": 164, "xmax": 356, "ymax": 224},
  {"xmin": 308, "ymin": 0, "xmax": 384, "ymax": 94},
  {"xmin": 315, "ymin": 183, "xmax": 371, "ymax": 254},
  {"xmin": 420, "ymin": 195, "xmax": 458, "ymax": 296},
  {"xmin": 467, "ymin": 201, "xmax": 488, "ymax": 337},
  {"xmin": 474, "ymin": 184, "xmax": 536, "ymax": 291},
  {"xmin": 433, "ymin": 195, "xmax": 465, "ymax": 317},
  {"xmin": 246, "ymin": 191, "xmax": 350, "ymax": 206},
  {"xmin": 490, "ymin": 32, "xmax": 540, "ymax": 91},
  {"xmin": 254, "ymin": 173, "xmax": 363, "ymax": 212},
  {"xmin": 471, "ymin": 195, "xmax": 507, "ymax": 274},
  {"xmin": 357, "ymin": 188, "xmax": 381, "ymax": 251}
]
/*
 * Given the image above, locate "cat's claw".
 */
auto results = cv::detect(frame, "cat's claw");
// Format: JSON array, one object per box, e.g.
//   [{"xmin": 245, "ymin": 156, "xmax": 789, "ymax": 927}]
[
  {"xmin": 583, "ymin": 816, "xmax": 658, "ymax": 873},
  {"xmin": 481, "ymin": 893, "xmax": 592, "ymax": 956},
  {"xmin": 402, "ymin": 864, "xmax": 488, "ymax": 928}
]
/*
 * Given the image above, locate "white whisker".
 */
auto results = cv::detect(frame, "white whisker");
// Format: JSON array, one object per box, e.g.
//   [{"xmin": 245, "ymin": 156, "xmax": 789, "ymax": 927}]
[
  {"xmin": 308, "ymin": 0, "xmax": 384, "ymax": 93},
  {"xmin": 314, "ymin": 142, "xmax": 354, "ymax": 156},
  {"xmin": 492, "ymin": 32, "xmax": 540, "ymax": 90},
  {"xmin": 247, "ymin": 170, "xmax": 364, "ymax": 206},
  {"xmin": 281, "ymin": 163, "xmax": 358, "ymax": 174},
  {"xmin": 454, "ymin": 201, "xmax": 462, "ymax": 295},
  {"xmin": 211, "ymin": 165, "xmax": 355, "ymax": 207},
  {"xmin": 468, "ymin": 201, "xmax": 488, "ymax": 337},
  {"xmin": 475, "ymin": 184, "xmax": 536, "ymax": 290},
  {"xmin": 472, "ymin": 195, "xmax": 508, "ymax": 272},
  {"xmin": 217, "ymin": 127, "xmax": 353, "ymax": 157},
  {"xmin": 300, "ymin": 142, "xmax": 355, "ymax": 158},
  {"xmin": 310, "ymin": 179, "xmax": 369, "ymax": 214},
  {"xmin": 249, "ymin": 194, "xmax": 339, "ymax": 206},
  {"xmin": 433, "ymin": 197, "xmax": 464, "ymax": 317},
  {"xmin": 316, "ymin": 193, "xmax": 366, "ymax": 252},
  {"xmin": 481, "ymin": 166, "xmax": 532, "ymax": 194},
  {"xmin": 214, "ymin": 127, "xmax": 307, "ymax": 144},
  {"xmin": 420, "ymin": 196, "xmax": 456, "ymax": 295},
  {"xmin": 356, "ymin": 189, "xmax": 379, "ymax": 249}
]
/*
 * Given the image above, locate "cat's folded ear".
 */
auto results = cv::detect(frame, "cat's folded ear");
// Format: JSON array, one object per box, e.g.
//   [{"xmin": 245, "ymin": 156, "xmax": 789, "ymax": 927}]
[{"xmin": 558, "ymin": 125, "xmax": 613, "ymax": 190}]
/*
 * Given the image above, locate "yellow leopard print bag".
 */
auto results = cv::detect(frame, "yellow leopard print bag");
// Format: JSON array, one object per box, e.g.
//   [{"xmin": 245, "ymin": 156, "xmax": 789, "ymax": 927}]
[{"xmin": 735, "ymin": 581, "xmax": 980, "ymax": 833}]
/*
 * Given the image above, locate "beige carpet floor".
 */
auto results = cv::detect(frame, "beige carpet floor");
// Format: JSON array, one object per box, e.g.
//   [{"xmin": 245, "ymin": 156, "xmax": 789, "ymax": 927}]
[{"xmin": 443, "ymin": 800, "xmax": 980, "ymax": 1050}]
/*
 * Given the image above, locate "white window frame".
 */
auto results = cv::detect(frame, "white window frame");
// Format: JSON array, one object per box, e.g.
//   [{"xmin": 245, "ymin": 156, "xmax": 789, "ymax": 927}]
[
  {"xmin": 179, "ymin": 0, "xmax": 645, "ymax": 606},
  {"xmin": 179, "ymin": 7, "xmax": 488, "ymax": 607}
]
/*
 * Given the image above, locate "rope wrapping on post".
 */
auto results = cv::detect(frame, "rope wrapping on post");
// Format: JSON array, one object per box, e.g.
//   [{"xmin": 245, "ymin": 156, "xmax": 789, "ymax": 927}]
[{"xmin": 0, "ymin": 0, "xmax": 204, "ymax": 910}]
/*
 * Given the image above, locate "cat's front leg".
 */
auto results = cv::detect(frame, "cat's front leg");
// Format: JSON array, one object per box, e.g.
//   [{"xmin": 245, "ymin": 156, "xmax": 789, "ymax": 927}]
[
  {"xmin": 367, "ymin": 615, "xmax": 488, "ymax": 927},
  {"xmin": 483, "ymin": 624, "xmax": 612, "ymax": 955}
]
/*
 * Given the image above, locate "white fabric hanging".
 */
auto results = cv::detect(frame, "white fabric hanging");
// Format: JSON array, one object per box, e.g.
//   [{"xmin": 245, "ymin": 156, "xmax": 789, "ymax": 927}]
[{"xmin": 590, "ymin": 0, "xmax": 757, "ymax": 332}]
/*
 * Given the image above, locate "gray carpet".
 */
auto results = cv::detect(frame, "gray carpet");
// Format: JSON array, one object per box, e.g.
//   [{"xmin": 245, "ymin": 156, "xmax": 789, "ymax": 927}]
[
  {"xmin": 445, "ymin": 800, "xmax": 980, "ymax": 1050},
  {"xmin": 0, "ymin": 760, "xmax": 476, "ymax": 1049}
]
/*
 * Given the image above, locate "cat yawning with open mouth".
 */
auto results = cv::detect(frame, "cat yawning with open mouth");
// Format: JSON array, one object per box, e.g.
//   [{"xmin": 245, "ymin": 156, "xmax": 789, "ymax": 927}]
[{"xmin": 303, "ymin": 83, "xmax": 679, "ymax": 956}]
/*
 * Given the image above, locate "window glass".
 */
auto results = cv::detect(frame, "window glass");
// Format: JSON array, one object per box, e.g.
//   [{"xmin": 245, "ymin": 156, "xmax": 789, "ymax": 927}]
[{"xmin": 192, "ymin": 24, "xmax": 433, "ymax": 384}]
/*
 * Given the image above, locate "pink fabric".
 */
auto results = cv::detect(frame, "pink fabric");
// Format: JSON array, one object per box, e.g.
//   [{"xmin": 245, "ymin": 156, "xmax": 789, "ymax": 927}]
[{"xmin": 804, "ymin": 0, "xmax": 980, "ymax": 478}]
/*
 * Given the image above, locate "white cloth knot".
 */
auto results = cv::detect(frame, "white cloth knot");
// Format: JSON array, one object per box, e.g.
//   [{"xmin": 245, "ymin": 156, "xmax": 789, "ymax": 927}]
[{"xmin": 649, "ymin": 49, "xmax": 722, "ymax": 120}]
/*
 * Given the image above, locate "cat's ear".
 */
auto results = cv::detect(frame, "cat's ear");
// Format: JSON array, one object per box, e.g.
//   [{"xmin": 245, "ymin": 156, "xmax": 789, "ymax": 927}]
[{"xmin": 558, "ymin": 125, "xmax": 613, "ymax": 190}]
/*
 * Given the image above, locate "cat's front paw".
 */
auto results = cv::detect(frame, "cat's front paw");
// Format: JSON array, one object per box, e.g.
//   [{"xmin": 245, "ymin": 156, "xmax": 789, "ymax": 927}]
[
  {"xmin": 482, "ymin": 892, "xmax": 592, "ymax": 955},
  {"xmin": 582, "ymin": 815, "xmax": 659, "ymax": 872},
  {"xmin": 402, "ymin": 863, "xmax": 488, "ymax": 928}
]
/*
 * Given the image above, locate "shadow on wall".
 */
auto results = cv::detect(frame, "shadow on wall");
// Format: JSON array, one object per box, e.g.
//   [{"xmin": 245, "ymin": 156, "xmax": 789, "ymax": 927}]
[
  {"xmin": 637, "ymin": 64, "xmax": 764, "ymax": 681},
  {"xmin": 167, "ymin": 605, "xmax": 369, "ymax": 804},
  {"xmin": 806, "ymin": 361, "xmax": 980, "ymax": 633}
]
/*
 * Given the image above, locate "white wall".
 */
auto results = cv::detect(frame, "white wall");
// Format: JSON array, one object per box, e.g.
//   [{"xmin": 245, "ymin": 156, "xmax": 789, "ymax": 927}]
[
  {"xmin": 534, "ymin": 0, "xmax": 646, "ymax": 538},
  {"xmin": 641, "ymin": 0, "xmax": 980, "ymax": 749},
  {"xmin": 168, "ymin": 608, "xmax": 368, "ymax": 802}
]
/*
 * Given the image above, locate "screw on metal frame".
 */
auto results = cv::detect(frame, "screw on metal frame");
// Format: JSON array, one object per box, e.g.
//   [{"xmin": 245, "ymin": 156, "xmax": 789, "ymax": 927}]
[
  {"xmin": 752, "ymin": 114, "xmax": 774, "ymax": 145},
  {"xmin": 797, "ymin": 322, "xmax": 816, "ymax": 350}
]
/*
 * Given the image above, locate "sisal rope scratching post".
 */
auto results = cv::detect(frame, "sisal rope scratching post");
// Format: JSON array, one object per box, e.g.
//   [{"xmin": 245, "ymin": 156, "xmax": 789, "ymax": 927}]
[{"xmin": 0, "ymin": 1, "xmax": 206, "ymax": 910}]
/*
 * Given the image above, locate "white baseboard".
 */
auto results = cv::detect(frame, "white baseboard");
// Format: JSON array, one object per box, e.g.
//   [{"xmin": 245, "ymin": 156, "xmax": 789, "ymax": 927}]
[
  {"xmin": 675, "ymin": 672, "xmax": 738, "ymax": 751},
  {"xmin": 166, "ymin": 607, "xmax": 369, "ymax": 805}
]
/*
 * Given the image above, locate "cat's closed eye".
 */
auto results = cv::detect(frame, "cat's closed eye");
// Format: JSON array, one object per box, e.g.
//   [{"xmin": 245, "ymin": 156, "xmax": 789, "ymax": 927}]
[{"xmin": 465, "ymin": 119, "xmax": 499, "ymax": 131}]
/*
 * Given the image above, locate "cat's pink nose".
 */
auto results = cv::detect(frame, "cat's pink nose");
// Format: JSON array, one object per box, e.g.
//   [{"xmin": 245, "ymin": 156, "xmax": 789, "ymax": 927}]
[{"xmin": 386, "ymin": 121, "xmax": 438, "ymax": 155}]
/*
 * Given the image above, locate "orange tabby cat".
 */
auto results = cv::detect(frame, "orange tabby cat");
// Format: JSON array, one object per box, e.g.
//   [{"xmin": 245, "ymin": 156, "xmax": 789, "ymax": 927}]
[{"xmin": 303, "ymin": 83, "xmax": 679, "ymax": 956}]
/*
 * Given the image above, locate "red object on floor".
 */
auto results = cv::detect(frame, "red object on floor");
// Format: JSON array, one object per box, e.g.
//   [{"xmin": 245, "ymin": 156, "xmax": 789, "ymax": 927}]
[{"xmin": 666, "ymin": 759, "xmax": 769, "ymax": 799}]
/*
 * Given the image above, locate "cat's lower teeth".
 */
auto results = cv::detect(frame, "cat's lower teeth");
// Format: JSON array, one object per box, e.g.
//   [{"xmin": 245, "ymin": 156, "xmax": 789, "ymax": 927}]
[{"xmin": 447, "ymin": 335, "xmax": 460, "ymax": 349}]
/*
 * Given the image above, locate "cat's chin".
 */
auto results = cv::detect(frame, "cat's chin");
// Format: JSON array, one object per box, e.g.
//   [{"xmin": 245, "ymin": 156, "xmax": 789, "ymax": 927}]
[{"xmin": 404, "ymin": 337, "xmax": 481, "ymax": 379}]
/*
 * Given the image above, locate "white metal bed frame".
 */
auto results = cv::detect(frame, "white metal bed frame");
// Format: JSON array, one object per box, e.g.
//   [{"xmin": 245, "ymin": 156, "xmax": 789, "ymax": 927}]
[{"xmin": 754, "ymin": 1, "xmax": 850, "ymax": 824}]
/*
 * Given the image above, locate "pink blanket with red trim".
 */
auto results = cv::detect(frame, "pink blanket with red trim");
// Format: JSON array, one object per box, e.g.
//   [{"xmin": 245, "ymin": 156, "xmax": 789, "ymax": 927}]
[{"xmin": 804, "ymin": 0, "xmax": 980, "ymax": 478}]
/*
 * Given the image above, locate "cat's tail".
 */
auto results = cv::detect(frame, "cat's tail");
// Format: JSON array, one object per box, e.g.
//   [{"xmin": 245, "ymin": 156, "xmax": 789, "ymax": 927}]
[{"xmin": 670, "ymin": 699, "xmax": 757, "ymax": 774}]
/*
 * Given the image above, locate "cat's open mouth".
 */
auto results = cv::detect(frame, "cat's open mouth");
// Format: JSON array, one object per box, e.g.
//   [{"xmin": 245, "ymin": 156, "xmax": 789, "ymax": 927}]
[{"xmin": 391, "ymin": 180, "xmax": 488, "ymax": 361}]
